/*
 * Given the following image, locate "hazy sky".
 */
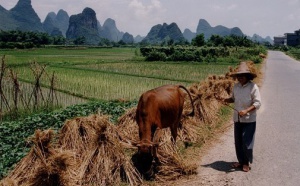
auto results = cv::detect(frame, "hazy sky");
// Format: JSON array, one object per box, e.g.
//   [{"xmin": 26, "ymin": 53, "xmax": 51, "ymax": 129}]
[{"xmin": 1, "ymin": 0, "xmax": 300, "ymax": 38}]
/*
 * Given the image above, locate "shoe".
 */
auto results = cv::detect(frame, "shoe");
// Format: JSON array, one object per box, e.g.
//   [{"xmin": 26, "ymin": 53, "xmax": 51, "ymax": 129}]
[
  {"xmin": 231, "ymin": 162, "xmax": 242, "ymax": 168},
  {"xmin": 242, "ymin": 164, "xmax": 251, "ymax": 172}
]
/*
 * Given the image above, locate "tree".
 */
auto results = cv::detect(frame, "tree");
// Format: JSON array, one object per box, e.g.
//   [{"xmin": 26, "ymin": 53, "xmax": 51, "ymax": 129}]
[
  {"xmin": 74, "ymin": 36, "xmax": 86, "ymax": 45},
  {"xmin": 98, "ymin": 38, "xmax": 111, "ymax": 46},
  {"xmin": 208, "ymin": 35, "xmax": 224, "ymax": 46},
  {"xmin": 223, "ymin": 36, "xmax": 235, "ymax": 47},
  {"xmin": 52, "ymin": 36, "xmax": 66, "ymax": 45},
  {"xmin": 191, "ymin": 34, "xmax": 205, "ymax": 47},
  {"xmin": 118, "ymin": 40, "xmax": 126, "ymax": 46}
]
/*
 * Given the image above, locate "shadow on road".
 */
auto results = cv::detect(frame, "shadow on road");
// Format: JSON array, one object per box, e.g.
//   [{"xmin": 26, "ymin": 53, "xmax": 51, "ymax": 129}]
[{"xmin": 201, "ymin": 161, "xmax": 241, "ymax": 173}]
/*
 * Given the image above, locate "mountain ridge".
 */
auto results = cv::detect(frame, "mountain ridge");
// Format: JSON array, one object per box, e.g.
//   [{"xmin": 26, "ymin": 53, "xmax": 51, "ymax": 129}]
[{"xmin": 0, "ymin": 0, "xmax": 273, "ymax": 44}]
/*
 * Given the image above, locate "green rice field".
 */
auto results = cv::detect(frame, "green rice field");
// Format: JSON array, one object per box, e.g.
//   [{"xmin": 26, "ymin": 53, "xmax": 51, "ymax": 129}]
[{"xmin": 1, "ymin": 47, "xmax": 231, "ymax": 104}]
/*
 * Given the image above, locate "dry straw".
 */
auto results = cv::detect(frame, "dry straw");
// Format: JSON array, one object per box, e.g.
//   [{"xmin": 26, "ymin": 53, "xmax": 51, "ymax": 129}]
[
  {"xmin": 58, "ymin": 114, "xmax": 143, "ymax": 186},
  {"xmin": 2, "ymin": 129, "xmax": 78, "ymax": 186}
]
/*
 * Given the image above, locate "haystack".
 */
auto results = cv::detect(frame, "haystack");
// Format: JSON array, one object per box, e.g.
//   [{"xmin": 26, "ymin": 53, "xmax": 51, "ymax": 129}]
[
  {"xmin": 0, "ymin": 178, "xmax": 17, "ymax": 186},
  {"xmin": 2, "ymin": 129, "xmax": 78, "ymax": 186},
  {"xmin": 155, "ymin": 142, "xmax": 198, "ymax": 181},
  {"xmin": 59, "ymin": 114, "xmax": 105, "ymax": 158},
  {"xmin": 188, "ymin": 74, "xmax": 233, "ymax": 124},
  {"xmin": 58, "ymin": 114, "xmax": 142, "ymax": 186},
  {"xmin": 28, "ymin": 150, "xmax": 78, "ymax": 186},
  {"xmin": 178, "ymin": 117, "xmax": 204, "ymax": 143},
  {"xmin": 116, "ymin": 107, "xmax": 139, "ymax": 144}
]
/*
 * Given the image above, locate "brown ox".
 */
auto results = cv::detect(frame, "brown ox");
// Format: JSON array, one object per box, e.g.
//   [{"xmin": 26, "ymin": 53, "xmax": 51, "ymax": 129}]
[{"xmin": 135, "ymin": 84, "xmax": 195, "ymax": 155}]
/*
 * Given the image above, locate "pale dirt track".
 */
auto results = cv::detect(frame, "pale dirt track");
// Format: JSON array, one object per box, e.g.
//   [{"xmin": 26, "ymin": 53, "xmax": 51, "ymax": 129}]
[{"xmin": 166, "ymin": 51, "xmax": 300, "ymax": 186}]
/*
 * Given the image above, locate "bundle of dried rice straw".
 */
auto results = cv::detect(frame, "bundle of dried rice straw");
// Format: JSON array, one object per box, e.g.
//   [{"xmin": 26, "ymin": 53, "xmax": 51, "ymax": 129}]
[
  {"xmin": 58, "ymin": 114, "xmax": 142, "ymax": 186},
  {"xmin": 2, "ymin": 129, "xmax": 78, "ymax": 186}
]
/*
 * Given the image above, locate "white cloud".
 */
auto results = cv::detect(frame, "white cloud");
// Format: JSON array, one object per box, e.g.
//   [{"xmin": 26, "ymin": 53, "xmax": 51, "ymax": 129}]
[
  {"xmin": 288, "ymin": 0, "xmax": 299, "ymax": 5},
  {"xmin": 227, "ymin": 4, "xmax": 237, "ymax": 10},
  {"xmin": 211, "ymin": 3, "xmax": 237, "ymax": 11},
  {"xmin": 129, "ymin": 0, "xmax": 164, "ymax": 18}
]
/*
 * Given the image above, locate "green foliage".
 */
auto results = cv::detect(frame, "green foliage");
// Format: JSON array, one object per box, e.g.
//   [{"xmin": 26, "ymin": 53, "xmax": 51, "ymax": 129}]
[
  {"xmin": 98, "ymin": 38, "xmax": 112, "ymax": 46},
  {"xmin": 207, "ymin": 35, "xmax": 254, "ymax": 47},
  {"xmin": 145, "ymin": 50, "xmax": 167, "ymax": 61},
  {"xmin": 140, "ymin": 35, "xmax": 265, "ymax": 63},
  {"xmin": 140, "ymin": 46, "xmax": 266, "ymax": 63},
  {"xmin": 285, "ymin": 47, "xmax": 300, "ymax": 60},
  {"xmin": 207, "ymin": 35, "xmax": 224, "ymax": 46},
  {"xmin": 0, "ymin": 100, "xmax": 137, "ymax": 179},
  {"xmin": 191, "ymin": 34, "xmax": 205, "ymax": 47},
  {"xmin": 0, "ymin": 30, "xmax": 67, "ymax": 48},
  {"xmin": 73, "ymin": 36, "xmax": 86, "ymax": 45}
]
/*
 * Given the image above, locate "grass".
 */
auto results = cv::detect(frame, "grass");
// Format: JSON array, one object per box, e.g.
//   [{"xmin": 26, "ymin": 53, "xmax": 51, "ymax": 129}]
[
  {"xmin": 0, "ymin": 47, "xmax": 137, "ymax": 66},
  {"xmin": 286, "ymin": 48, "xmax": 300, "ymax": 61}
]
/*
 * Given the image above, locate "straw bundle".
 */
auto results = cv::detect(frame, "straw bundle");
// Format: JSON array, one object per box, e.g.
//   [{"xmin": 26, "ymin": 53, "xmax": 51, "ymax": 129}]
[
  {"xmin": 3, "ymin": 130, "xmax": 55, "ymax": 185},
  {"xmin": 187, "ymin": 73, "xmax": 234, "ymax": 125},
  {"xmin": 74, "ymin": 115, "xmax": 142, "ymax": 186},
  {"xmin": 188, "ymin": 83, "xmax": 217, "ymax": 124},
  {"xmin": 116, "ymin": 107, "xmax": 139, "ymax": 144},
  {"xmin": 58, "ymin": 115, "xmax": 103, "ymax": 157},
  {"xmin": 57, "ymin": 114, "xmax": 142, "ymax": 186},
  {"xmin": 178, "ymin": 117, "xmax": 203, "ymax": 143},
  {"xmin": 153, "ymin": 132, "xmax": 198, "ymax": 181},
  {"xmin": 28, "ymin": 150, "xmax": 78, "ymax": 186},
  {"xmin": 2, "ymin": 129, "xmax": 77, "ymax": 186},
  {"xmin": 0, "ymin": 178, "xmax": 17, "ymax": 186}
]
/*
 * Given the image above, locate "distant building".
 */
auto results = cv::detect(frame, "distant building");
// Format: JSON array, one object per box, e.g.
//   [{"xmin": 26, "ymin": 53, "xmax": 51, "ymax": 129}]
[
  {"xmin": 273, "ymin": 36, "xmax": 286, "ymax": 46},
  {"xmin": 285, "ymin": 29, "xmax": 300, "ymax": 46},
  {"xmin": 274, "ymin": 29, "xmax": 300, "ymax": 46}
]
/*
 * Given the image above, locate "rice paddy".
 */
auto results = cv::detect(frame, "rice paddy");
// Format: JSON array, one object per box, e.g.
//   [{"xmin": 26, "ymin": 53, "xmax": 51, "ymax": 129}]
[{"xmin": 2, "ymin": 47, "xmax": 230, "ymax": 103}]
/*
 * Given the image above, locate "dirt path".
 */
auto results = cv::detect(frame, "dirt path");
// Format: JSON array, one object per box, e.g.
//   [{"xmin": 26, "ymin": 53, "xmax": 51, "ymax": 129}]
[
  {"xmin": 172, "ymin": 122, "xmax": 241, "ymax": 186},
  {"xmin": 168, "ymin": 51, "xmax": 300, "ymax": 186}
]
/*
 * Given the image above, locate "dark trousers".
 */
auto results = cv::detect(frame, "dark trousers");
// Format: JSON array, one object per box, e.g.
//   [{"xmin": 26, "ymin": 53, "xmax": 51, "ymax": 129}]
[{"xmin": 234, "ymin": 122, "xmax": 256, "ymax": 165}]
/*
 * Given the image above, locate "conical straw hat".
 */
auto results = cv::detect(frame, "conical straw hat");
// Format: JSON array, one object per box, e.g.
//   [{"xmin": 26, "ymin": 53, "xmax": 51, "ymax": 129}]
[{"xmin": 232, "ymin": 62, "xmax": 257, "ymax": 78}]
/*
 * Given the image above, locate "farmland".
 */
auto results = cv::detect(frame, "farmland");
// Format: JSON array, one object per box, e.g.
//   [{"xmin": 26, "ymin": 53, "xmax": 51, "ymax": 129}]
[
  {"xmin": 0, "ymin": 46, "xmax": 265, "ymax": 180},
  {"xmin": 2, "ymin": 47, "xmax": 232, "ymax": 102}
]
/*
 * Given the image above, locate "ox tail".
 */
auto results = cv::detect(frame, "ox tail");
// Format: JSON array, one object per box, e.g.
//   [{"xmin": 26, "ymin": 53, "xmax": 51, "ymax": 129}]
[{"xmin": 179, "ymin": 85, "xmax": 195, "ymax": 117}]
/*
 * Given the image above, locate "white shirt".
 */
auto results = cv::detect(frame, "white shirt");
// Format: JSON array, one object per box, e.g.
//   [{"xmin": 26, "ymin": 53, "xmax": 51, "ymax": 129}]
[{"xmin": 232, "ymin": 81, "xmax": 261, "ymax": 123}]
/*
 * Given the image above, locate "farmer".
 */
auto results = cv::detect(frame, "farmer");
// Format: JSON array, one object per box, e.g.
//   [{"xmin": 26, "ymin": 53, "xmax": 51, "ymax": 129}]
[{"xmin": 217, "ymin": 61, "xmax": 261, "ymax": 172}]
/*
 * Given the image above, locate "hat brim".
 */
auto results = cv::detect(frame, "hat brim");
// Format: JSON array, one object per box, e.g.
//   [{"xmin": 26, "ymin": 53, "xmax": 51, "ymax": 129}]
[{"xmin": 230, "ymin": 72, "xmax": 257, "ymax": 78}]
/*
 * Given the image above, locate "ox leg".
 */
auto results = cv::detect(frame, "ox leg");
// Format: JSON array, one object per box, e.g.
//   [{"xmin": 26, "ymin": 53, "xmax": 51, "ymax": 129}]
[
  {"xmin": 151, "ymin": 126, "xmax": 161, "ymax": 165},
  {"xmin": 170, "ymin": 126, "xmax": 178, "ymax": 144},
  {"xmin": 178, "ymin": 121, "xmax": 183, "ymax": 129}
]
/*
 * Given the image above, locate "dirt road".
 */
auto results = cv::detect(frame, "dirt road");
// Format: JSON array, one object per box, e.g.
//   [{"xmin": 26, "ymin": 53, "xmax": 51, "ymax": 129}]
[{"xmin": 174, "ymin": 51, "xmax": 300, "ymax": 186}]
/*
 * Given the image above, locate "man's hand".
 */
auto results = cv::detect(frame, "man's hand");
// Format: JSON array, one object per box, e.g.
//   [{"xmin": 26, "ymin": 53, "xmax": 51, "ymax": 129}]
[{"xmin": 238, "ymin": 110, "xmax": 248, "ymax": 117}]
